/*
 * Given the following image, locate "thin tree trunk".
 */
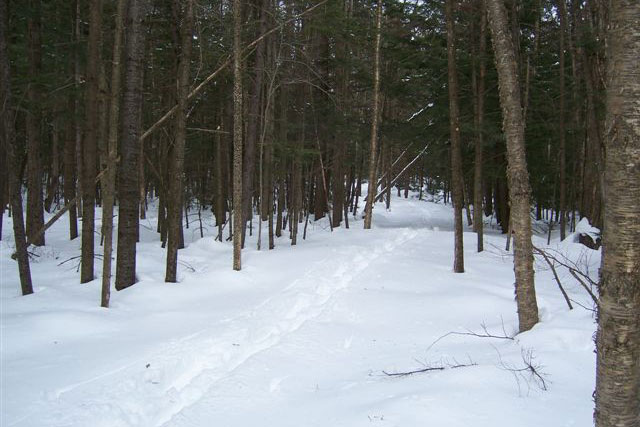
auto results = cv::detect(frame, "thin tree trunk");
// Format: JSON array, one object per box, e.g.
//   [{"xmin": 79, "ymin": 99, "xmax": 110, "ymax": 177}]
[
  {"xmin": 0, "ymin": 117, "xmax": 5, "ymax": 241},
  {"xmin": 558, "ymin": 0, "xmax": 567, "ymax": 241},
  {"xmin": 139, "ymin": 142, "xmax": 146, "ymax": 220},
  {"xmin": 73, "ymin": 0, "xmax": 83, "ymax": 219},
  {"xmin": 594, "ymin": 2, "xmax": 640, "ymax": 426},
  {"xmin": 115, "ymin": 0, "xmax": 149, "ymax": 290},
  {"xmin": 446, "ymin": 0, "xmax": 465, "ymax": 273},
  {"xmin": 486, "ymin": 0, "xmax": 539, "ymax": 333},
  {"xmin": 63, "ymin": 95, "xmax": 79, "ymax": 240},
  {"xmin": 291, "ymin": 159, "xmax": 301, "ymax": 245},
  {"xmin": 101, "ymin": 0, "xmax": 126, "ymax": 308},
  {"xmin": 214, "ymin": 117, "xmax": 226, "ymax": 242},
  {"xmin": 44, "ymin": 121, "xmax": 61, "ymax": 213},
  {"xmin": 363, "ymin": 0, "xmax": 383, "ymax": 230},
  {"xmin": 473, "ymin": 0, "xmax": 486, "ymax": 252},
  {"xmin": 232, "ymin": 0, "xmax": 244, "ymax": 270},
  {"xmin": 276, "ymin": 171, "xmax": 284, "ymax": 238}
]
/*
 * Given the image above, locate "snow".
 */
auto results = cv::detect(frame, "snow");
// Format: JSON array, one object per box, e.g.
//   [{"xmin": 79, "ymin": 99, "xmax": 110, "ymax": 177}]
[
  {"xmin": 573, "ymin": 217, "xmax": 600, "ymax": 242},
  {"xmin": 1, "ymin": 192, "xmax": 599, "ymax": 426}
]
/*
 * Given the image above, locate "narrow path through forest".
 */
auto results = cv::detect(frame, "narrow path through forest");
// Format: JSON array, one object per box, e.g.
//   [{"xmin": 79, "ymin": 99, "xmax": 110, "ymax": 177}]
[{"xmin": 1, "ymin": 196, "xmax": 597, "ymax": 427}]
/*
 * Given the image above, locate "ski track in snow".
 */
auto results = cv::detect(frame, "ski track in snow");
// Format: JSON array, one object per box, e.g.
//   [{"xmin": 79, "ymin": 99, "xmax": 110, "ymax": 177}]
[{"xmin": 30, "ymin": 228, "xmax": 419, "ymax": 427}]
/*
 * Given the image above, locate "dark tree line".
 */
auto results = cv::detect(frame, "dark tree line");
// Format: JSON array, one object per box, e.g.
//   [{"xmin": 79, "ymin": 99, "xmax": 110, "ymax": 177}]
[{"xmin": 1, "ymin": 1, "xmax": 638, "ymax": 425}]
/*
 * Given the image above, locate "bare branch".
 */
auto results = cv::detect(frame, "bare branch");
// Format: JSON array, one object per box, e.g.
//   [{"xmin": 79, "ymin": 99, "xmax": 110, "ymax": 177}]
[
  {"xmin": 140, "ymin": 0, "xmax": 330, "ymax": 142},
  {"xmin": 533, "ymin": 246, "xmax": 573, "ymax": 310},
  {"xmin": 426, "ymin": 322, "xmax": 514, "ymax": 352},
  {"xmin": 382, "ymin": 358, "xmax": 477, "ymax": 377}
]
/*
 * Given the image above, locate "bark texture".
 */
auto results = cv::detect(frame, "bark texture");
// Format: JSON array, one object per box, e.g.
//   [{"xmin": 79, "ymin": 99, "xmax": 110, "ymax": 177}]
[
  {"xmin": 363, "ymin": 0, "xmax": 383, "ymax": 230},
  {"xmin": 473, "ymin": 0, "xmax": 486, "ymax": 252},
  {"xmin": 594, "ymin": 1, "xmax": 640, "ymax": 426},
  {"xmin": 486, "ymin": 0, "xmax": 539, "ymax": 332},
  {"xmin": 558, "ymin": 0, "xmax": 567, "ymax": 241},
  {"xmin": 445, "ymin": 0, "xmax": 465, "ymax": 272},
  {"xmin": 166, "ymin": 0, "xmax": 194, "ymax": 283},
  {"xmin": 232, "ymin": 0, "xmax": 244, "ymax": 270},
  {"xmin": 1, "ymin": 0, "xmax": 33, "ymax": 295},
  {"xmin": 116, "ymin": 0, "xmax": 149, "ymax": 290},
  {"xmin": 101, "ymin": 0, "xmax": 126, "ymax": 307},
  {"xmin": 81, "ymin": 0, "xmax": 102, "ymax": 283},
  {"xmin": 26, "ymin": 0, "xmax": 45, "ymax": 247}
]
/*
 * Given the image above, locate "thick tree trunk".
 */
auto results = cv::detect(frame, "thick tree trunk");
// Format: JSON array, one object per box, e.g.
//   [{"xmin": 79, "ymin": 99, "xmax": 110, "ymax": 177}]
[
  {"xmin": 446, "ymin": 0, "xmax": 465, "ymax": 273},
  {"xmin": 26, "ymin": 0, "xmax": 45, "ymax": 247},
  {"xmin": 594, "ymin": 2, "xmax": 640, "ymax": 426},
  {"xmin": 486, "ymin": 0, "xmax": 539, "ymax": 333},
  {"xmin": 115, "ymin": 0, "xmax": 149, "ymax": 290},
  {"xmin": 166, "ymin": 0, "xmax": 193, "ymax": 283},
  {"xmin": 232, "ymin": 0, "xmax": 244, "ymax": 270},
  {"xmin": 363, "ymin": 0, "xmax": 383, "ymax": 230},
  {"xmin": 80, "ymin": 0, "xmax": 102, "ymax": 283},
  {"xmin": 1, "ymin": 0, "xmax": 33, "ymax": 295}
]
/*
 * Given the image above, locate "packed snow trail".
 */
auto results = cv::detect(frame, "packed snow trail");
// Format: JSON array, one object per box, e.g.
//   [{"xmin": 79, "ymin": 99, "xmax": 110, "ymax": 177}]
[{"xmin": 1, "ymin": 195, "xmax": 598, "ymax": 426}]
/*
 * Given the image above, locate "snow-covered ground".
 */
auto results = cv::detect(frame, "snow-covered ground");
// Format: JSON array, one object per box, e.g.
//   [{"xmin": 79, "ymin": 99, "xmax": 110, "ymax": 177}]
[{"xmin": 1, "ymin": 192, "xmax": 599, "ymax": 426}]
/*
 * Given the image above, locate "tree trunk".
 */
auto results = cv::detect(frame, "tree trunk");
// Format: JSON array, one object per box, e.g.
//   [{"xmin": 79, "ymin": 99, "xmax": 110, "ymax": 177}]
[
  {"xmin": 363, "ymin": 0, "xmax": 383, "ymax": 230},
  {"xmin": 73, "ymin": 0, "xmax": 83, "ymax": 220},
  {"xmin": 594, "ymin": 2, "xmax": 640, "ymax": 426},
  {"xmin": 101, "ymin": 0, "xmax": 126, "ymax": 308},
  {"xmin": 446, "ymin": 0, "xmax": 465, "ymax": 273},
  {"xmin": 44, "ymin": 121, "xmax": 61, "ymax": 213},
  {"xmin": 242, "ymin": 0, "xmax": 269, "ymax": 246},
  {"xmin": 558, "ymin": 0, "xmax": 567, "ymax": 241},
  {"xmin": 1, "ymin": 0, "xmax": 33, "ymax": 295},
  {"xmin": 473, "ymin": 0, "xmax": 486, "ymax": 252},
  {"xmin": 166, "ymin": 0, "xmax": 193, "ymax": 283},
  {"xmin": 81, "ymin": 0, "xmax": 102, "ymax": 283},
  {"xmin": 486, "ymin": 0, "xmax": 539, "ymax": 333},
  {"xmin": 214, "ymin": 114, "xmax": 226, "ymax": 242},
  {"xmin": 0, "ymin": 117, "xmax": 5, "ymax": 241},
  {"xmin": 232, "ymin": 0, "xmax": 244, "ymax": 270},
  {"xmin": 26, "ymin": 0, "xmax": 45, "ymax": 247},
  {"xmin": 115, "ymin": 0, "xmax": 149, "ymax": 290}
]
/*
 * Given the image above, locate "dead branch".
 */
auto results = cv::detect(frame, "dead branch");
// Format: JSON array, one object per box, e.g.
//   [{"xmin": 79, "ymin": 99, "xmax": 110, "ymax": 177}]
[
  {"xmin": 383, "ymin": 358, "xmax": 477, "ymax": 377},
  {"xmin": 495, "ymin": 347, "xmax": 549, "ymax": 392},
  {"xmin": 533, "ymin": 246, "xmax": 573, "ymax": 310},
  {"xmin": 568, "ymin": 268, "xmax": 599, "ymax": 305},
  {"xmin": 375, "ymin": 143, "xmax": 431, "ymax": 200},
  {"xmin": 140, "ymin": 0, "xmax": 330, "ymax": 142},
  {"xmin": 57, "ymin": 254, "xmax": 104, "ymax": 267},
  {"xmin": 375, "ymin": 142, "xmax": 413, "ymax": 188},
  {"xmin": 532, "ymin": 244, "xmax": 598, "ymax": 306},
  {"xmin": 426, "ymin": 322, "xmax": 514, "ymax": 352}
]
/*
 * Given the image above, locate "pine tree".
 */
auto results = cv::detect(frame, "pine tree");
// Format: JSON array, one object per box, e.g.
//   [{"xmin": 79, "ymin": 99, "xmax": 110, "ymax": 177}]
[{"xmin": 116, "ymin": 0, "xmax": 149, "ymax": 290}]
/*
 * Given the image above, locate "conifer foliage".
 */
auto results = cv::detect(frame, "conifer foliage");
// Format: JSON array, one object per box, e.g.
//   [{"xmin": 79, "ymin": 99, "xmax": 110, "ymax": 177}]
[{"xmin": 2, "ymin": 0, "xmax": 638, "ymax": 420}]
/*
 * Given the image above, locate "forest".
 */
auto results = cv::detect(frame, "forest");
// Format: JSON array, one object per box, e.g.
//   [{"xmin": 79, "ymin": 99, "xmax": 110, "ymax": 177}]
[{"xmin": 1, "ymin": 0, "xmax": 638, "ymax": 426}]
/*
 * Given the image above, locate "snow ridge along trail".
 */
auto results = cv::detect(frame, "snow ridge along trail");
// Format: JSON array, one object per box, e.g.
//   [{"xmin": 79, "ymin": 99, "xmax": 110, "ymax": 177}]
[{"xmin": 35, "ymin": 228, "xmax": 418, "ymax": 427}]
